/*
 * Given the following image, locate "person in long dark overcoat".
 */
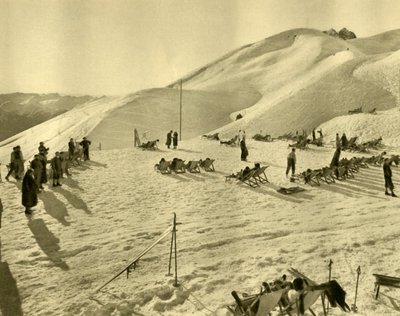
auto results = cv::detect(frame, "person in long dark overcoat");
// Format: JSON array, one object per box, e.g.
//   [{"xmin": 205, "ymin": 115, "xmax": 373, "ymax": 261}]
[
  {"xmin": 22, "ymin": 169, "xmax": 37, "ymax": 214},
  {"xmin": 240, "ymin": 139, "xmax": 248, "ymax": 161},
  {"xmin": 51, "ymin": 152, "xmax": 62, "ymax": 187},
  {"xmin": 173, "ymin": 131, "xmax": 178, "ymax": 149},
  {"xmin": 166, "ymin": 130, "xmax": 172, "ymax": 149}
]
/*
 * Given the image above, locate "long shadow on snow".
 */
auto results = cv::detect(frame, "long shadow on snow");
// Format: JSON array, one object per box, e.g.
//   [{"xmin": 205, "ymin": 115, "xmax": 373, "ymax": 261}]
[
  {"xmin": 39, "ymin": 191, "xmax": 71, "ymax": 226},
  {"xmin": 63, "ymin": 175, "xmax": 84, "ymax": 191},
  {"xmin": 379, "ymin": 293, "xmax": 400, "ymax": 312},
  {"xmin": 27, "ymin": 218, "xmax": 69, "ymax": 270},
  {"xmin": 316, "ymin": 181, "xmax": 383, "ymax": 200},
  {"xmin": 87, "ymin": 160, "xmax": 108, "ymax": 168},
  {"xmin": 0, "ymin": 238, "xmax": 24, "ymax": 316},
  {"xmin": 179, "ymin": 172, "xmax": 205, "ymax": 182},
  {"xmin": 56, "ymin": 187, "xmax": 91, "ymax": 214}
]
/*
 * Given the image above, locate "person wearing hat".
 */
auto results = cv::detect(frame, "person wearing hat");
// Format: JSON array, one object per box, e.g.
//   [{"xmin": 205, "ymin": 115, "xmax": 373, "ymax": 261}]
[
  {"xmin": 30, "ymin": 154, "xmax": 44, "ymax": 192},
  {"xmin": 79, "ymin": 137, "xmax": 92, "ymax": 161},
  {"xmin": 14, "ymin": 145, "xmax": 25, "ymax": 180},
  {"xmin": 50, "ymin": 152, "xmax": 62, "ymax": 187},
  {"xmin": 22, "ymin": 169, "xmax": 37, "ymax": 214},
  {"xmin": 38, "ymin": 142, "xmax": 49, "ymax": 156},
  {"xmin": 68, "ymin": 138, "xmax": 76, "ymax": 160}
]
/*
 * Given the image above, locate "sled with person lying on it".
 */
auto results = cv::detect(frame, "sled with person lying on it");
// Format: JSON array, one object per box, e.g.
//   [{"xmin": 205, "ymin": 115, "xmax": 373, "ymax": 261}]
[
  {"xmin": 253, "ymin": 133, "xmax": 273, "ymax": 142},
  {"xmin": 220, "ymin": 135, "xmax": 239, "ymax": 147},
  {"xmin": 202, "ymin": 133, "xmax": 219, "ymax": 141},
  {"xmin": 348, "ymin": 106, "xmax": 362, "ymax": 114},
  {"xmin": 138, "ymin": 140, "xmax": 159, "ymax": 150}
]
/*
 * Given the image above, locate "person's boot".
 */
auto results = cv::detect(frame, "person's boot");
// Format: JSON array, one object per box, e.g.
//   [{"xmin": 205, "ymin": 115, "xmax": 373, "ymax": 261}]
[
  {"xmin": 392, "ymin": 192, "xmax": 397, "ymax": 197},
  {"xmin": 385, "ymin": 191, "xmax": 390, "ymax": 196},
  {"xmin": 25, "ymin": 208, "xmax": 32, "ymax": 214},
  {"xmin": 57, "ymin": 182, "xmax": 62, "ymax": 186},
  {"xmin": 53, "ymin": 182, "xmax": 56, "ymax": 187}
]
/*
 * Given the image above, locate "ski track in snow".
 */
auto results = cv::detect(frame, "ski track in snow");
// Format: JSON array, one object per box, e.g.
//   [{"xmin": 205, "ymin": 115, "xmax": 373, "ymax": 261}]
[{"xmin": 1, "ymin": 138, "xmax": 400, "ymax": 316}]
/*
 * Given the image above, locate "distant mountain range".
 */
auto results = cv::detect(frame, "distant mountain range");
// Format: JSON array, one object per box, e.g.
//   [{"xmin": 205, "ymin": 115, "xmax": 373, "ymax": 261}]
[{"xmin": 0, "ymin": 93, "xmax": 97, "ymax": 141}]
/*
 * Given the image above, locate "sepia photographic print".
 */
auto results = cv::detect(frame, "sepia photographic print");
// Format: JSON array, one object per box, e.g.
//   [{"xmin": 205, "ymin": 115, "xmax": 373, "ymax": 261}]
[{"xmin": 1, "ymin": 0, "xmax": 400, "ymax": 315}]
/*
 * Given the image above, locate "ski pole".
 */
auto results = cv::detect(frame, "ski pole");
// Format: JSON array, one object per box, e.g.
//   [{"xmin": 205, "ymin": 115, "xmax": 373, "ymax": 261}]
[{"xmin": 352, "ymin": 266, "xmax": 361, "ymax": 312}]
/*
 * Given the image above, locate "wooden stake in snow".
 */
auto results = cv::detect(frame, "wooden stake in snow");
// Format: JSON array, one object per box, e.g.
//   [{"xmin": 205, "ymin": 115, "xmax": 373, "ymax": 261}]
[
  {"xmin": 95, "ymin": 213, "xmax": 179, "ymax": 292},
  {"xmin": 351, "ymin": 266, "xmax": 361, "ymax": 312},
  {"xmin": 133, "ymin": 128, "xmax": 141, "ymax": 147}
]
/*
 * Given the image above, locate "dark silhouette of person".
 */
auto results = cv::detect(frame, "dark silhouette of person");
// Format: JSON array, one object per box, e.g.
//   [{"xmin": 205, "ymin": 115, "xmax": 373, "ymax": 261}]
[
  {"xmin": 341, "ymin": 133, "xmax": 348, "ymax": 148},
  {"xmin": 330, "ymin": 147, "xmax": 341, "ymax": 179},
  {"xmin": 22, "ymin": 169, "xmax": 37, "ymax": 214},
  {"xmin": 68, "ymin": 138, "xmax": 76, "ymax": 160},
  {"xmin": 80, "ymin": 137, "xmax": 91, "ymax": 161},
  {"xmin": 166, "ymin": 131, "xmax": 172, "ymax": 149},
  {"xmin": 312, "ymin": 128, "xmax": 316, "ymax": 141},
  {"xmin": 383, "ymin": 158, "xmax": 396, "ymax": 197},
  {"xmin": 38, "ymin": 142, "xmax": 49, "ymax": 156},
  {"xmin": 38, "ymin": 153, "xmax": 48, "ymax": 187},
  {"xmin": 51, "ymin": 152, "xmax": 62, "ymax": 187},
  {"xmin": 286, "ymin": 148, "xmax": 296, "ymax": 177},
  {"xmin": 30, "ymin": 154, "xmax": 43, "ymax": 192},
  {"xmin": 173, "ymin": 131, "xmax": 178, "ymax": 149},
  {"xmin": 240, "ymin": 139, "xmax": 248, "ymax": 161}
]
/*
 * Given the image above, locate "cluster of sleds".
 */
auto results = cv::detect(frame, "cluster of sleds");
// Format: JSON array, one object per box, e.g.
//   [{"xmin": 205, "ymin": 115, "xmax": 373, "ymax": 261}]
[
  {"xmin": 154, "ymin": 158, "xmax": 215, "ymax": 174},
  {"xmin": 227, "ymin": 268, "xmax": 351, "ymax": 316},
  {"xmin": 295, "ymin": 152, "xmax": 399, "ymax": 186}
]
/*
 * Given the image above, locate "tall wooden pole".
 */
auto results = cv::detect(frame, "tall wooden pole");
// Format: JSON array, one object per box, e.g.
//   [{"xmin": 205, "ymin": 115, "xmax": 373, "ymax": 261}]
[{"xmin": 179, "ymin": 80, "xmax": 182, "ymax": 141}]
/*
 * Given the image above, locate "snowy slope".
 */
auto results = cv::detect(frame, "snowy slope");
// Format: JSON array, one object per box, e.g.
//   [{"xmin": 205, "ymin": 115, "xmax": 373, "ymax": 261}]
[
  {"xmin": 1, "ymin": 136, "xmax": 400, "ymax": 316},
  {"xmin": 0, "ymin": 95, "xmax": 135, "ymax": 163}
]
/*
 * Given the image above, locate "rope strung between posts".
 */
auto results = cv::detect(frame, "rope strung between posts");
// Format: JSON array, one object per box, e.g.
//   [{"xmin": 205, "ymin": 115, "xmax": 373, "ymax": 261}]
[{"xmin": 179, "ymin": 283, "xmax": 218, "ymax": 316}]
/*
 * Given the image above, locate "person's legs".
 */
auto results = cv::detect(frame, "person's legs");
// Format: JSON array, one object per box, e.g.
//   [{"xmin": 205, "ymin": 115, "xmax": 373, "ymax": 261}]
[
  {"xmin": 286, "ymin": 158, "xmax": 291, "ymax": 176},
  {"xmin": 291, "ymin": 160, "xmax": 296, "ymax": 175},
  {"xmin": 5, "ymin": 164, "xmax": 14, "ymax": 180}
]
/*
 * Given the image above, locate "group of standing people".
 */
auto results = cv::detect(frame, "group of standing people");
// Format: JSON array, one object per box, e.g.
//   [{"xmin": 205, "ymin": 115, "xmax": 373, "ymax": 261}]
[
  {"xmin": 3, "ymin": 136, "xmax": 92, "ymax": 214},
  {"xmin": 165, "ymin": 131, "xmax": 179, "ymax": 149}
]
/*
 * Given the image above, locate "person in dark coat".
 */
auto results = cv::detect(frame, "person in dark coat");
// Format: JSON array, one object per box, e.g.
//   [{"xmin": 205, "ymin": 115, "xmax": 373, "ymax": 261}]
[
  {"xmin": 38, "ymin": 152, "xmax": 48, "ymax": 186},
  {"xmin": 312, "ymin": 128, "xmax": 316, "ymax": 142},
  {"xmin": 341, "ymin": 133, "xmax": 348, "ymax": 148},
  {"xmin": 38, "ymin": 142, "xmax": 49, "ymax": 156},
  {"xmin": 30, "ymin": 154, "xmax": 43, "ymax": 192},
  {"xmin": 240, "ymin": 139, "xmax": 248, "ymax": 161},
  {"xmin": 330, "ymin": 147, "xmax": 341, "ymax": 179},
  {"xmin": 286, "ymin": 148, "xmax": 296, "ymax": 177},
  {"xmin": 80, "ymin": 137, "xmax": 92, "ymax": 161},
  {"xmin": 22, "ymin": 169, "xmax": 37, "ymax": 214},
  {"xmin": 68, "ymin": 138, "xmax": 76, "ymax": 160},
  {"xmin": 14, "ymin": 145, "xmax": 25, "ymax": 180},
  {"xmin": 173, "ymin": 131, "xmax": 178, "ymax": 149},
  {"xmin": 383, "ymin": 158, "xmax": 396, "ymax": 197},
  {"xmin": 335, "ymin": 133, "xmax": 340, "ymax": 149},
  {"xmin": 166, "ymin": 131, "xmax": 172, "ymax": 149},
  {"xmin": 51, "ymin": 152, "xmax": 62, "ymax": 187}
]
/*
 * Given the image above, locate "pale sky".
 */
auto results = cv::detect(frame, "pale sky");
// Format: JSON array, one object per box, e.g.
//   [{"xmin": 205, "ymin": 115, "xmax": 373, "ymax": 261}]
[{"xmin": 1, "ymin": 0, "xmax": 400, "ymax": 96}]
